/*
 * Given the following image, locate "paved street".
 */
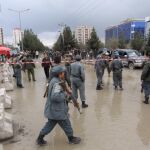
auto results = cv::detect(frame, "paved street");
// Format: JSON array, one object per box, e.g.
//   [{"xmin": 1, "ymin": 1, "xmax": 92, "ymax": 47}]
[{"xmin": 2, "ymin": 64, "xmax": 150, "ymax": 150}]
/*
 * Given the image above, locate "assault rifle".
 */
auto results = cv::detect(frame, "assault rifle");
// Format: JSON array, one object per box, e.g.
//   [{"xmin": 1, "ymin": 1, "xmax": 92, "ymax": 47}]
[{"xmin": 59, "ymin": 81, "xmax": 82, "ymax": 114}]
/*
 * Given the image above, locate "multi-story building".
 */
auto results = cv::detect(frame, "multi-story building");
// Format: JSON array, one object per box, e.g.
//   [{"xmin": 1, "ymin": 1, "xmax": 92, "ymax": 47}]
[
  {"xmin": 13, "ymin": 28, "xmax": 24, "ymax": 47},
  {"xmin": 75, "ymin": 26, "xmax": 93, "ymax": 45},
  {"xmin": 0, "ymin": 27, "xmax": 4, "ymax": 45},
  {"xmin": 145, "ymin": 16, "xmax": 150, "ymax": 37},
  {"xmin": 105, "ymin": 19, "xmax": 145, "ymax": 44},
  {"xmin": 105, "ymin": 25, "xmax": 118, "ymax": 45}
]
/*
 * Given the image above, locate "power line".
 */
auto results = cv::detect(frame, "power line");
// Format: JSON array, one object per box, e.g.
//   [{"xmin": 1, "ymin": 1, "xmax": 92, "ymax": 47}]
[
  {"xmin": 74, "ymin": 0, "xmax": 108, "ymax": 22},
  {"xmin": 71, "ymin": 0, "xmax": 96, "ymax": 19}
]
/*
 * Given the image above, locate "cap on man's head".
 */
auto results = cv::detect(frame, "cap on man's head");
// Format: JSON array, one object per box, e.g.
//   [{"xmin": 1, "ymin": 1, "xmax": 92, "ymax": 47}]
[
  {"xmin": 51, "ymin": 66, "xmax": 66, "ymax": 76},
  {"xmin": 75, "ymin": 55, "xmax": 81, "ymax": 61}
]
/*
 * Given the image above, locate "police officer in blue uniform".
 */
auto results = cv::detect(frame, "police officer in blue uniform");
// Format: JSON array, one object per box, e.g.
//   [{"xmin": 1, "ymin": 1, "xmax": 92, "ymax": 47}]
[
  {"xmin": 95, "ymin": 55, "xmax": 106, "ymax": 90},
  {"xmin": 110, "ymin": 54, "xmax": 123, "ymax": 90},
  {"xmin": 71, "ymin": 55, "xmax": 88, "ymax": 108},
  {"xmin": 36, "ymin": 66, "xmax": 81, "ymax": 145}
]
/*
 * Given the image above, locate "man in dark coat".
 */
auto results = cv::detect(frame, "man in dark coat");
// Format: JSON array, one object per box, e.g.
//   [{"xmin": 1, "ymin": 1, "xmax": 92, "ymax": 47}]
[
  {"xmin": 42, "ymin": 53, "xmax": 52, "ymax": 79},
  {"xmin": 141, "ymin": 54, "xmax": 150, "ymax": 104}
]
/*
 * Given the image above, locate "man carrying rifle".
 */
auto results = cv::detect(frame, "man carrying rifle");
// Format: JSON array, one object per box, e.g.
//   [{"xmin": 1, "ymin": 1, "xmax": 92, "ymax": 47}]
[{"xmin": 37, "ymin": 66, "xmax": 81, "ymax": 145}]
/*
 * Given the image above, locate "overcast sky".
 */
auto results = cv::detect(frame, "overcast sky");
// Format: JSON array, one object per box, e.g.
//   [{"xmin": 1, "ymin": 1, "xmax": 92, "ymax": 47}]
[{"xmin": 0, "ymin": 0, "xmax": 150, "ymax": 47}]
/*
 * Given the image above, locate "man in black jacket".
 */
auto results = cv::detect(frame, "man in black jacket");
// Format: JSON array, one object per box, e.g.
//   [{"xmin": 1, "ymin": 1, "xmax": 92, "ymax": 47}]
[
  {"xmin": 141, "ymin": 54, "xmax": 150, "ymax": 104},
  {"xmin": 42, "ymin": 53, "xmax": 52, "ymax": 79}
]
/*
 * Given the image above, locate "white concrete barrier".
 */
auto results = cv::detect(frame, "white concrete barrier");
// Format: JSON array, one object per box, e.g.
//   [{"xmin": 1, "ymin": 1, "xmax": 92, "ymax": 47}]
[
  {"xmin": 0, "ymin": 88, "xmax": 12, "ymax": 109},
  {"xmin": 0, "ymin": 144, "xmax": 3, "ymax": 150},
  {"xmin": 0, "ymin": 64, "xmax": 14, "ymax": 91},
  {"xmin": 0, "ymin": 103, "xmax": 13, "ymax": 140}
]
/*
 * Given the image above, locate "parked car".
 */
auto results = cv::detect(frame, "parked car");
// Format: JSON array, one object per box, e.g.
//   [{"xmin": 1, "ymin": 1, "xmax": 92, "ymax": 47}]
[{"xmin": 113, "ymin": 49, "xmax": 148, "ymax": 69}]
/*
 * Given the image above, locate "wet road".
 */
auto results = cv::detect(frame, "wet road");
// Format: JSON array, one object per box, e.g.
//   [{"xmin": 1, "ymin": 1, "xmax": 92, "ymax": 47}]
[{"xmin": 3, "ymin": 64, "xmax": 150, "ymax": 150}]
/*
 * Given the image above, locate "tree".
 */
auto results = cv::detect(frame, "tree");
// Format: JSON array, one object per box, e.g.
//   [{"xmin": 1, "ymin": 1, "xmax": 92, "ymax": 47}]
[
  {"xmin": 53, "ymin": 26, "xmax": 77, "ymax": 53},
  {"xmin": 53, "ymin": 34, "xmax": 63, "ymax": 51},
  {"xmin": 131, "ymin": 32, "xmax": 144, "ymax": 51},
  {"xmin": 87, "ymin": 28, "xmax": 103, "ymax": 57},
  {"xmin": 107, "ymin": 38, "xmax": 118, "ymax": 50},
  {"xmin": 23, "ymin": 29, "xmax": 45, "ymax": 51},
  {"xmin": 118, "ymin": 34, "xmax": 126, "ymax": 49},
  {"xmin": 63, "ymin": 26, "xmax": 76, "ymax": 52}
]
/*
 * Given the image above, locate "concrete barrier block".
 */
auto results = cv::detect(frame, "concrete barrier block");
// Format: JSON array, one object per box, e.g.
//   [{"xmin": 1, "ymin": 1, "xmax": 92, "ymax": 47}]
[
  {"xmin": 0, "ymin": 80, "xmax": 14, "ymax": 91},
  {"xmin": 0, "ymin": 103, "xmax": 13, "ymax": 141},
  {"xmin": 0, "ymin": 88, "xmax": 12, "ymax": 109},
  {"xmin": 0, "ymin": 144, "xmax": 3, "ymax": 150},
  {"xmin": 5, "ymin": 112, "xmax": 13, "ymax": 123}
]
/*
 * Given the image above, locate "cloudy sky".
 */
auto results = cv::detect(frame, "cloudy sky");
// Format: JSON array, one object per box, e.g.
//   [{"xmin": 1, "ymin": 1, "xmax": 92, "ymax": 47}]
[{"xmin": 0, "ymin": 0, "xmax": 150, "ymax": 47}]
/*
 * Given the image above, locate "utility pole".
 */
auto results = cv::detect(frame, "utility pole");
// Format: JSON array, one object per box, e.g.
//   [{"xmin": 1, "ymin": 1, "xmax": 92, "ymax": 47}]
[{"xmin": 8, "ymin": 8, "xmax": 30, "ymax": 51}]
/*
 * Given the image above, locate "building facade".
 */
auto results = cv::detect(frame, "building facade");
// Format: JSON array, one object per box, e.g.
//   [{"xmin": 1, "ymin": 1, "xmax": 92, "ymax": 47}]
[
  {"xmin": 75, "ymin": 26, "xmax": 92, "ymax": 45},
  {"xmin": 13, "ymin": 28, "xmax": 24, "ymax": 47},
  {"xmin": 105, "ymin": 19, "xmax": 145, "ymax": 45},
  {"xmin": 145, "ymin": 16, "xmax": 150, "ymax": 37},
  {"xmin": 0, "ymin": 27, "xmax": 4, "ymax": 45}
]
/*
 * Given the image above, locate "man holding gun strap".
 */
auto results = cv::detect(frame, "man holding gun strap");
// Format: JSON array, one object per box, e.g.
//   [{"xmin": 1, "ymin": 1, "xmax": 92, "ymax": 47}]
[{"xmin": 37, "ymin": 66, "xmax": 81, "ymax": 145}]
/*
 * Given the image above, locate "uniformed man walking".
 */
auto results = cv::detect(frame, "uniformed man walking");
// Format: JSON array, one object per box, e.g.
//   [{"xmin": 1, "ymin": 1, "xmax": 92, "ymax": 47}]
[
  {"xmin": 71, "ymin": 55, "xmax": 88, "ymax": 108},
  {"xmin": 95, "ymin": 55, "xmax": 106, "ymax": 90},
  {"xmin": 24, "ymin": 55, "xmax": 36, "ymax": 82},
  {"xmin": 14, "ymin": 58, "xmax": 24, "ymax": 88},
  {"xmin": 36, "ymin": 66, "xmax": 81, "ymax": 145},
  {"xmin": 141, "ymin": 54, "xmax": 150, "ymax": 104},
  {"xmin": 110, "ymin": 54, "xmax": 123, "ymax": 90}
]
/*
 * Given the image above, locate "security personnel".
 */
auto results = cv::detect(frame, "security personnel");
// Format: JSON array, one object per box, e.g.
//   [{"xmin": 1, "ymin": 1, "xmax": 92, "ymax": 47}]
[
  {"xmin": 36, "ymin": 66, "xmax": 81, "ymax": 145},
  {"xmin": 110, "ymin": 54, "xmax": 123, "ymax": 90},
  {"xmin": 42, "ymin": 53, "xmax": 52, "ymax": 79},
  {"xmin": 71, "ymin": 55, "xmax": 88, "ymax": 108},
  {"xmin": 14, "ymin": 58, "xmax": 24, "ymax": 88},
  {"xmin": 141, "ymin": 54, "xmax": 150, "ymax": 104},
  {"xmin": 95, "ymin": 55, "xmax": 106, "ymax": 90},
  {"xmin": 49, "ymin": 51, "xmax": 71, "ymax": 88},
  {"xmin": 24, "ymin": 55, "xmax": 36, "ymax": 81}
]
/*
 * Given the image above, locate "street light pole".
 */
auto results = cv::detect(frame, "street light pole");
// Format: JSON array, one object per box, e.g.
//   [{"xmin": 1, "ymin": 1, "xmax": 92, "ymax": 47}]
[{"xmin": 8, "ymin": 8, "xmax": 30, "ymax": 51}]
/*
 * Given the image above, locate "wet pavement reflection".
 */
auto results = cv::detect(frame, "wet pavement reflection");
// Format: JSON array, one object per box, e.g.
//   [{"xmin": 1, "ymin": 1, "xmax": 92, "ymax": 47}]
[{"xmin": 3, "ymin": 65, "xmax": 150, "ymax": 150}]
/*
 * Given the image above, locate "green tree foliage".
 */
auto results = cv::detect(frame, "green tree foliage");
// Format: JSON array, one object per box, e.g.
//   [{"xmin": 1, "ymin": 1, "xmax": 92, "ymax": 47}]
[
  {"xmin": 53, "ymin": 26, "xmax": 77, "ymax": 52},
  {"xmin": 118, "ymin": 34, "xmax": 126, "ymax": 49},
  {"xmin": 131, "ymin": 32, "xmax": 144, "ymax": 51},
  {"xmin": 87, "ymin": 28, "xmax": 103, "ymax": 57},
  {"xmin": 23, "ymin": 29, "xmax": 45, "ymax": 51},
  {"xmin": 107, "ymin": 38, "xmax": 118, "ymax": 50},
  {"xmin": 53, "ymin": 34, "xmax": 63, "ymax": 51},
  {"xmin": 63, "ymin": 26, "xmax": 76, "ymax": 51}
]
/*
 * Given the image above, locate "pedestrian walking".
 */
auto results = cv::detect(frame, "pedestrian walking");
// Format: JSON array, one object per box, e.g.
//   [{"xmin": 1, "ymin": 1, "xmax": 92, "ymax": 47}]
[
  {"xmin": 42, "ymin": 53, "xmax": 52, "ymax": 79},
  {"xmin": 110, "ymin": 54, "xmax": 123, "ymax": 90},
  {"xmin": 95, "ymin": 55, "xmax": 106, "ymax": 90},
  {"xmin": 141, "ymin": 53, "xmax": 150, "ymax": 104},
  {"xmin": 71, "ymin": 55, "xmax": 88, "ymax": 108},
  {"xmin": 35, "ymin": 50, "xmax": 39, "ymax": 59},
  {"xmin": 36, "ymin": 66, "xmax": 81, "ymax": 146},
  {"xmin": 24, "ymin": 55, "xmax": 36, "ymax": 81}
]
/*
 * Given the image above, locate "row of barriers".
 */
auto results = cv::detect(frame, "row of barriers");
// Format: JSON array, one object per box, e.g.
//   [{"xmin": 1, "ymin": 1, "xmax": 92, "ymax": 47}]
[{"xmin": 0, "ymin": 63, "xmax": 14, "ymax": 149}]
